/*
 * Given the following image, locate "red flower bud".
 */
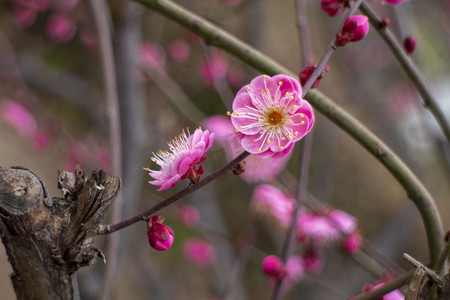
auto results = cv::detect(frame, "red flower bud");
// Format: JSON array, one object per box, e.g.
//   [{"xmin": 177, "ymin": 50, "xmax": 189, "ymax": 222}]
[
  {"xmin": 403, "ymin": 36, "xmax": 416, "ymax": 54},
  {"xmin": 299, "ymin": 65, "xmax": 329, "ymax": 89},
  {"xmin": 335, "ymin": 15, "xmax": 369, "ymax": 47},
  {"xmin": 261, "ymin": 255, "xmax": 286, "ymax": 279},
  {"xmin": 146, "ymin": 215, "xmax": 175, "ymax": 251},
  {"xmin": 321, "ymin": 0, "xmax": 348, "ymax": 17}
]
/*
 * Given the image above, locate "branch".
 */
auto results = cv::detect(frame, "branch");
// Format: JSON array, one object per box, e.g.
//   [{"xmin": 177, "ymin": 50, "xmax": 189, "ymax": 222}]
[
  {"xmin": 134, "ymin": 0, "xmax": 444, "ymax": 267},
  {"xmin": 359, "ymin": 2, "xmax": 450, "ymax": 142},
  {"xmin": 97, "ymin": 151, "xmax": 251, "ymax": 234}
]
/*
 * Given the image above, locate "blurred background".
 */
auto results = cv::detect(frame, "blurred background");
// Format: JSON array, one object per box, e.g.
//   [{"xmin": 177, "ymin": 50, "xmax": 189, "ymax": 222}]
[{"xmin": 0, "ymin": 0, "xmax": 449, "ymax": 299}]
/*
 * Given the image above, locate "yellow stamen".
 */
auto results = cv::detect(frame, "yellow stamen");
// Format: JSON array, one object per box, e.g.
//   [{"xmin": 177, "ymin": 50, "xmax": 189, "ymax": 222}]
[
  {"xmin": 227, "ymin": 111, "xmax": 231, "ymax": 116},
  {"xmin": 300, "ymin": 113, "xmax": 304, "ymax": 117},
  {"xmin": 301, "ymin": 121, "xmax": 305, "ymax": 125}
]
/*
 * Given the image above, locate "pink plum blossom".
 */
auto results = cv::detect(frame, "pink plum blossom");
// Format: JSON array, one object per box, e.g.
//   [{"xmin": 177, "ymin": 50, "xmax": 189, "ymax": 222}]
[
  {"xmin": 177, "ymin": 204, "xmax": 201, "ymax": 227},
  {"xmin": 327, "ymin": 209, "xmax": 357, "ymax": 234},
  {"xmin": 1, "ymin": 99, "xmax": 37, "ymax": 137},
  {"xmin": 199, "ymin": 53, "xmax": 228, "ymax": 85},
  {"xmin": 169, "ymin": 40, "xmax": 190, "ymax": 62},
  {"xmin": 45, "ymin": 13, "xmax": 77, "ymax": 43},
  {"xmin": 230, "ymin": 74, "xmax": 314, "ymax": 158},
  {"xmin": 297, "ymin": 212, "xmax": 340, "ymax": 245},
  {"xmin": 335, "ymin": 15, "xmax": 369, "ymax": 47},
  {"xmin": 145, "ymin": 128, "xmax": 215, "ymax": 191},
  {"xmin": 202, "ymin": 115, "xmax": 291, "ymax": 182},
  {"xmin": 299, "ymin": 65, "xmax": 329, "ymax": 89},
  {"xmin": 139, "ymin": 42, "xmax": 166, "ymax": 69},
  {"xmin": 342, "ymin": 230, "xmax": 362, "ymax": 253},
  {"xmin": 262, "ymin": 255, "xmax": 285, "ymax": 279},
  {"xmin": 252, "ymin": 184, "xmax": 295, "ymax": 228},
  {"xmin": 183, "ymin": 238, "xmax": 216, "ymax": 266},
  {"xmin": 321, "ymin": 0, "xmax": 348, "ymax": 17},
  {"xmin": 147, "ymin": 215, "xmax": 175, "ymax": 251}
]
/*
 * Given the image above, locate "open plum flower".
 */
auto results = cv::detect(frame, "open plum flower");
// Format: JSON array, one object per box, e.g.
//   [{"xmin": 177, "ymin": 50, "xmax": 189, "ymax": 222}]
[
  {"xmin": 145, "ymin": 128, "xmax": 215, "ymax": 191},
  {"xmin": 230, "ymin": 74, "xmax": 314, "ymax": 158}
]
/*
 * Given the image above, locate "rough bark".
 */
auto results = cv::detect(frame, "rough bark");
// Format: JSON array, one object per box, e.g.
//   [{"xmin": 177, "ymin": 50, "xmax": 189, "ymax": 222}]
[{"xmin": 0, "ymin": 167, "xmax": 120, "ymax": 300}]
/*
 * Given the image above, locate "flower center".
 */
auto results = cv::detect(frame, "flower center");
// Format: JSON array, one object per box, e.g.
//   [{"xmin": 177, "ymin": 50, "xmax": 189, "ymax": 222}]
[{"xmin": 266, "ymin": 111, "xmax": 283, "ymax": 126}]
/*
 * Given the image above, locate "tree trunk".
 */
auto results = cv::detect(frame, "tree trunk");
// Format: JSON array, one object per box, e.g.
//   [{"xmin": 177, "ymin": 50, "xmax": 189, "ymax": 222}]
[{"xmin": 0, "ymin": 167, "xmax": 120, "ymax": 300}]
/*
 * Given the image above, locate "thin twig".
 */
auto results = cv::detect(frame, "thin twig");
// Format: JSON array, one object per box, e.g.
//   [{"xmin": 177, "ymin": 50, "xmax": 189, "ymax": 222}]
[
  {"xmin": 359, "ymin": 2, "xmax": 450, "ymax": 142},
  {"xmin": 97, "ymin": 151, "xmax": 250, "ymax": 234},
  {"xmin": 89, "ymin": 1, "xmax": 123, "ymax": 300},
  {"xmin": 294, "ymin": 0, "xmax": 313, "ymax": 67}
]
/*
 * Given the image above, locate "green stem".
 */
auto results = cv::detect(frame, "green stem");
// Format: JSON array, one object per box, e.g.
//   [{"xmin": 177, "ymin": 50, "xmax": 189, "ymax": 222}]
[
  {"xmin": 359, "ymin": 2, "xmax": 450, "ymax": 142},
  {"xmin": 134, "ymin": 0, "xmax": 444, "ymax": 266}
]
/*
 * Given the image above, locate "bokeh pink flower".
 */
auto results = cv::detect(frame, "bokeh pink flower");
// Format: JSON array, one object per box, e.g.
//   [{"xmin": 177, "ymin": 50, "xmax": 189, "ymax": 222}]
[
  {"xmin": 169, "ymin": 40, "xmax": 190, "ymax": 62},
  {"xmin": 145, "ymin": 128, "xmax": 215, "ymax": 191},
  {"xmin": 147, "ymin": 215, "xmax": 175, "ymax": 251},
  {"xmin": 45, "ymin": 13, "xmax": 77, "ymax": 43},
  {"xmin": 252, "ymin": 184, "xmax": 295, "ymax": 228},
  {"xmin": 177, "ymin": 204, "xmax": 201, "ymax": 227},
  {"xmin": 1, "ymin": 99, "xmax": 37, "ymax": 137},
  {"xmin": 139, "ymin": 42, "xmax": 166, "ymax": 69},
  {"xmin": 199, "ymin": 53, "xmax": 228, "ymax": 85},
  {"xmin": 297, "ymin": 212, "xmax": 340, "ymax": 245},
  {"xmin": 230, "ymin": 74, "xmax": 314, "ymax": 158},
  {"xmin": 183, "ymin": 238, "xmax": 216, "ymax": 266}
]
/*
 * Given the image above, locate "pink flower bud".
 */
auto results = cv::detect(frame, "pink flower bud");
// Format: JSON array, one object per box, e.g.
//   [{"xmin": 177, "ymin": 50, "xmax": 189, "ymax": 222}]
[
  {"xmin": 380, "ymin": 18, "xmax": 390, "ymax": 29},
  {"xmin": 147, "ymin": 215, "xmax": 175, "ymax": 251},
  {"xmin": 335, "ymin": 15, "xmax": 369, "ymax": 47},
  {"xmin": 299, "ymin": 65, "xmax": 329, "ymax": 89},
  {"xmin": 261, "ymin": 255, "xmax": 285, "ymax": 279},
  {"xmin": 321, "ymin": 0, "xmax": 348, "ymax": 17},
  {"xmin": 342, "ymin": 231, "xmax": 362, "ymax": 253},
  {"xmin": 403, "ymin": 36, "xmax": 416, "ymax": 54}
]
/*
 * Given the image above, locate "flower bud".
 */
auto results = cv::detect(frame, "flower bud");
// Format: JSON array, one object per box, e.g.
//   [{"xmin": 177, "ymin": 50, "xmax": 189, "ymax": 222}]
[
  {"xmin": 299, "ymin": 65, "xmax": 329, "ymax": 89},
  {"xmin": 342, "ymin": 230, "xmax": 362, "ymax": 253},
  {"xmin": 335, "ymin": 15, "xmax": 369, "ymax": 47},
  {"xmin": 147, "ymin": 215, "xmax": 175, "ymax": 251},
  {"xmin": 261, "ymin": 255, "xmax": 286, "ymax": 279},
  {"xmin": 380, "ymin": 18, "xmax": 390, "ymax": 29},
  {"xmin": 321, "ymin": 0, "xmax": 348, "ymax": 17},
  {"xmin": 403, "ymin": 36, "xmax": 416, "ymax": 54}
]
